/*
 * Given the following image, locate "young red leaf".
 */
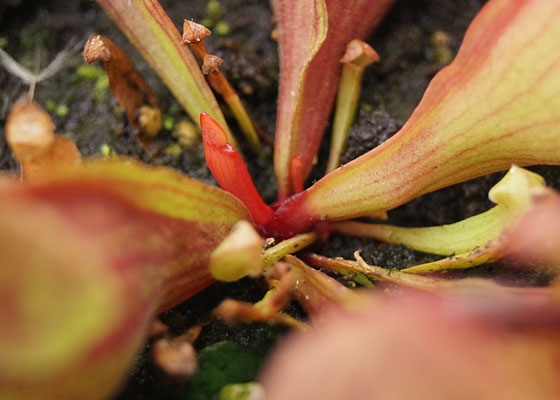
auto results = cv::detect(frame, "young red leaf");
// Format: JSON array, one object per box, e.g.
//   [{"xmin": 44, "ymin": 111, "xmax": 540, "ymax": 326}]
[
  {"xmin": 201, "ymin": 113, "xmax": 273, "ymax": 227},
  {"xmin": 0, "ymin": 159, "xmax": 250, "ymax": 400},
  {"xmin": 271, "ymin": 0, "xmax": 560, "ymax": 236},
  {"xmin": 273, "ymin": 0, "xmax": 395, "ymax": 200}
]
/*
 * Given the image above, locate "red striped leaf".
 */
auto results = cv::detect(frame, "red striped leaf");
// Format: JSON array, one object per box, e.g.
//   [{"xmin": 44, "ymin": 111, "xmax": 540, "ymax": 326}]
[
  {"xmin": 273, "ymin": 0, "xmax": 395, "ymax": 200},
  {"xmin": 272, "ymin": 0, "xmax": 560, "ymax": 236},
  {"xmin": 0, "ymin": 159, "xmax": 250, "ymax": 400}
]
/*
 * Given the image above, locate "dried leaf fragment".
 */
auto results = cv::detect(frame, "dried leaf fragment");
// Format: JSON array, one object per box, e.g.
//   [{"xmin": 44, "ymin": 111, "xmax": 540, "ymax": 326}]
[
  {"xmin": 182, "ymin": 20, "xmax": 212, "ymax": 45},
  {"xmin": 153, "ymin": 335, "xmax": 198, "ymax": 378},
  {"xmin": 285, "ymin": 255, "xmax": 358, "ymax": 316},
  {"xmin": 149, "ymin": 319, "xmax": 169, "ymax": 340},
  {"xmin": 5, "ymin": 97, "xmax": 55, "ymax": 161},
  {"xmin": 5, "ymin": 98, "xmax": 81, "ymax": 180},
  {"xmin": 213, "ymin": 297, "xmax": 305, "ymax": 329},
  {"xmin": 83, "ymin": 34, "xmax": 162, "ymax": 136},
  {"xmin": 202, "ymin": 54, "xmax": 224, "ymax": 75},
  {"xmin": 20, "ymin": 135, "xmax": 82, "ymax": 181},
  {"xmin": 339, "ymin": 39, "xmax": 380, "ymax": 67}
]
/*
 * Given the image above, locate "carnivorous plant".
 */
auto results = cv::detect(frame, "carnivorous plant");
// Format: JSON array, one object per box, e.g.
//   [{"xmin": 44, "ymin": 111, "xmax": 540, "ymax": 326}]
[{"xmin": 2, "ymin": 0, "xmax": 560, "ymax": 399}]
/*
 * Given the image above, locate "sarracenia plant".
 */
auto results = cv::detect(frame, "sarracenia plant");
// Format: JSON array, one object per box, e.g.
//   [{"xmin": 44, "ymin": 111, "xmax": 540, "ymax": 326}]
[{"xmin": 2, "ymin": 0, "xmax": 560, "ymax": 399}]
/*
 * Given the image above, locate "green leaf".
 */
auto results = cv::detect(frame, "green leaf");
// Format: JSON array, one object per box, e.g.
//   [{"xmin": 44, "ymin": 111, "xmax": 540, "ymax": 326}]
[
  {"xmin": 332, "ymin": 167, "xmax": 547, "ymax": 273},
  {"xmin": 333, "ymin": 166, "xmax": 544, "ymax": 256}
]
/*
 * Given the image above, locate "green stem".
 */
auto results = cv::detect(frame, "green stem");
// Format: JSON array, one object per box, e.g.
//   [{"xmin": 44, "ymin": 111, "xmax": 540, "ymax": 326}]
[
  {"xmin": 225, "ymin": 89, "xmax": 263, "ymax": 154},
  {"xmin": 326, "ymin": 64, "xmax": 365, "ymax": 173},
  {"xmin": 263, "ymin": 232, "xmax": 317, "ymax": 269},
  {"xmin": 307, "ymin": 252, "xmax": 441, "ymax": 290}
]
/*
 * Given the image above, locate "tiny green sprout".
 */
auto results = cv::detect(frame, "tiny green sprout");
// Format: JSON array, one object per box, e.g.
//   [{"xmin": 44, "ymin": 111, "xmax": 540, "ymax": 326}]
[
  {"xmin": 76, "ymin": 64, "xmax": 106, "ymax": 80},
  {"xmin": 163, "ymin": 114, "xmax": 174, "ymax": 131},
  {"xmin": 214, "ymin": 21, "xmax": 230, "ymax": 36},
  {"xmin": 360, "ymin": 103, "xmax": 373, "ymax": 112},
  {"xmin": 77, "ymin": 65, "xmax": 110, "ymax": 102},
  {"xmin": 207, "ymin": 0, "xmax": 225, "ymax": 22},
  {"xmin": 429, "ymin": 30, "xmax": 454, "ymax": 65},
  {"xmin": 93, "ymin": 75, "xmax": 109, "ymax": 101},
  {"xmin": 99, "ymin": 143, "xmax": 112, "ymax": 157},
  {"xmin": 45, "ymin": 100, "xmax": 69, "ymax": 117},
  {"xmin": 0, "ymin": 37, "xmax": 8, "ymax": 49},
  {"xmin": 201, "ymin": 18, "xmax": 214, "ymax": 28},
  {"xmin": 164, "ymin": 143, "xmax": 183, "ymax": 156},
  {"xmin": 219, "ymin": 382, "xmax": 265, "ymax": 400}
]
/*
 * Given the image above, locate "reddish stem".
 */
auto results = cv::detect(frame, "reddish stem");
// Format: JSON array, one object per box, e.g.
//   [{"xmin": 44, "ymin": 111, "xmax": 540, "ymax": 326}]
[{"xmin": 290, "ymin": 156, "xmax": 304, "ymax": 194}]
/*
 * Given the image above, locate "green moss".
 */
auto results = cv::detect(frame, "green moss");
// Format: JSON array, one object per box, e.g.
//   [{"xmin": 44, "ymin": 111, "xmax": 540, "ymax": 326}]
[
  {"xmin": 360, "ymin": 103, "xmax": 373, "ymax": 112},
  {"xmin": 207, "ymin": 0, "xmax": 225, "ymax": 21},
  {"xmin": 181, "ymin": 341, "xmax": 266, "ymax": 400},
  {"xmin": 163, "ymin": 115, "xmax": 175, "ymax": 131},
  {"xmin": 76, "ymin": 64, "xmax": 105, "ymax": 80},
  {"xmin": 214, "ymin": 21, "xmax": 230, "ymax": 36},
  {"xmin": 75, "ymin": 65, "xmax": 109, "ymax": 101},
  {"xmin": 19, "ymin": 25, "xmax": 50, "ymax": 50},
  {"xmin": 204, "ymin": 0, "xmax": 228, "ymax": 32},
  {"xmin": 164, "ymin": 143, "xmax": 183, "ymax": 156},
  {"xmin": 220, "ymin": 382, "xmax": 264, "ymax": 400}
]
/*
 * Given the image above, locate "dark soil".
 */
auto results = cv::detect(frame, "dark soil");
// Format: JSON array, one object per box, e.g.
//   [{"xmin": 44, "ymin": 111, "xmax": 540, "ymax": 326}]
[{"xmin": 2, "ymin": 0, "xmax": 559, "ymax": 398}]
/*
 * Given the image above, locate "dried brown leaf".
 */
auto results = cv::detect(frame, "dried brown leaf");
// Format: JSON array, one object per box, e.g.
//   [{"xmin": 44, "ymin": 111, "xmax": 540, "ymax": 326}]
[
  {"xmin": 153, "ymin": 335, "xmax": 198, "ymax": 378},
  {"xmin": 182, "ymin": 20, "xmax": 211, "ymax": 45},
  {"xmin": 83, "ymin": 34, "xmax": 162, "ymax": 136},
  {"xmin": 20, "ymin": 135, "xmax": 81, "ymax": 181}
]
